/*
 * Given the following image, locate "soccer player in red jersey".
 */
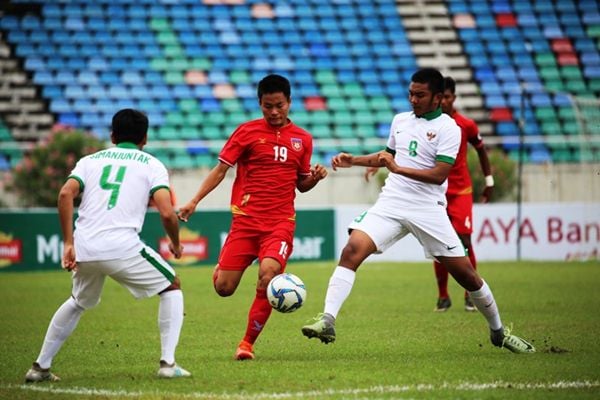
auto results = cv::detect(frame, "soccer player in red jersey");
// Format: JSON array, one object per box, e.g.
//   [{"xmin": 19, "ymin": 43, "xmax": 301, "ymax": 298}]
[
  {"xmin": 177, "ymin": 74, "xmax": 327, "ymax": 360},
  {"xmin": 364, "ymin": 76, "xmax": 494, "ymax": 312},
  {"xmin": 433, "ymin": 76, "xmax": 493, "ymax": 312}
]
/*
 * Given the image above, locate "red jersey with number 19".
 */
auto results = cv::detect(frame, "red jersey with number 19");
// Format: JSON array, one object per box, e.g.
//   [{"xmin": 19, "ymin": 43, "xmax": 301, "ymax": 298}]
[
  {"xmin": 219, "ymin": 118, "xmax": 313, "ymax": 220},
  {"xmin": 446, "ymin": 110, "xmax": 484, "ymax": 196}
]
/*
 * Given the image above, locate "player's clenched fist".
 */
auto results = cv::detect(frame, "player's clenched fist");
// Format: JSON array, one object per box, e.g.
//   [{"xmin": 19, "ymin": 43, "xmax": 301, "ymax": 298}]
[{"xmin": 331, "ymin": 152, "xmax": 353, "ymax": 171}]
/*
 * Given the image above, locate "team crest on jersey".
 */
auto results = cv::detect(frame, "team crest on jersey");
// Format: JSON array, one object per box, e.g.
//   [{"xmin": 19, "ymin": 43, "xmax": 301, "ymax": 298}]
[
  {"xmin": 426, "ymin": 131, "xmax": 437, "ymax": 141},
  {"xmin": 259, "ymin": 138, "xmax": 266, "ymax": 144},
  {"xmin": 291, "ymin": 138, "xmax": 302, "ymax": 151}
]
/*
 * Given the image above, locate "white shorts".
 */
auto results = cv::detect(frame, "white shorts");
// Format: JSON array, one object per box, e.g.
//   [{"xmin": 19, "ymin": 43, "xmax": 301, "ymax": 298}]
[
  {"xmin": 348, "ymin": 201, "xmax": 466, "ymax": 260},
  {"xmin": 71, "ymin": 245, "xmax": 175, "ymax": 309}
]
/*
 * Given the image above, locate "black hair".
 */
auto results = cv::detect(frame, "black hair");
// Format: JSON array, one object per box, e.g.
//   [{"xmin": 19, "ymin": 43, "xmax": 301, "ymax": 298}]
[
  {"xmin": 411, "ymin": 68, "xmax": 445, "ymax": 95},
  {"xmin": 443, "ymin": 76, "xmax": 456, "ymax": 94},
  {"xmin": 257, "ymin": 74, "xmax": 291, "ymax": 100},
  {"xmin": 111, "ymin": 109, "xmax": 148, "ymax": 145}
]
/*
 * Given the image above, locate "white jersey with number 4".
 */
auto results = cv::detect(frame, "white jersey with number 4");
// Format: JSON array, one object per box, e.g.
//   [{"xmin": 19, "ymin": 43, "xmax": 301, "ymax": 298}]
[
  {"xmin": 68, "ymin": 142, "xmax": 170, "ymax": 262},
  {"xmin": 380, "ymin": 110, "xmax": 461, "ymax": 208}
]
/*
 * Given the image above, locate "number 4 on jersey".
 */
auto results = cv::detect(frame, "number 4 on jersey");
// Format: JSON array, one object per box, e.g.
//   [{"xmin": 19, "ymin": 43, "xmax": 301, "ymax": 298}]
[{"xmin": 100, "ymin": 165, "xmax": 127, "ymax": 210}]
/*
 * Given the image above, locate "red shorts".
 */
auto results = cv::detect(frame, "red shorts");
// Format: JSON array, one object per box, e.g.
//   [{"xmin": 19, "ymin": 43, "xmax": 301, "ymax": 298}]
[
  {"xmin": 445, "ymin": 193, "xmax": 473, "ymax": 235},
  {"xmin": 218, "ymin": 215, "xmax": 295, "ymax": 271}
]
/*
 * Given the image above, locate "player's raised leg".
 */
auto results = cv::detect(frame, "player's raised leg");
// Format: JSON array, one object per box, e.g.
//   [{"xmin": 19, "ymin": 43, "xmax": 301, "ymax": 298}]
[
  {"xmin": 303, "ymin": 229, "xmax": 375, "ymax": 344},
  {"xmin": 441, "ymin": 256, "xmax": 535, "ymax": 353}
]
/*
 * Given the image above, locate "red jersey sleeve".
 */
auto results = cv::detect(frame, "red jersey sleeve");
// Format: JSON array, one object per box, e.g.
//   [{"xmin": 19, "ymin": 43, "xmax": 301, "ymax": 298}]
[
  {"xmin": 463, "ymin": 117, "xmax": 484, "ymax": 149},
  {"xmin": 219, "ymin": 124, "xmax": 247, "ymax": 167}
]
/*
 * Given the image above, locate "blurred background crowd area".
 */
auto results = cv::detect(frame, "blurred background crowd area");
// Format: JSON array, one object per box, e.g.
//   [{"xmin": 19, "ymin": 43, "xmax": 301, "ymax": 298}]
[{"xmin": 0, "ymin": 0, "xmax": 598, "ymax": 205}]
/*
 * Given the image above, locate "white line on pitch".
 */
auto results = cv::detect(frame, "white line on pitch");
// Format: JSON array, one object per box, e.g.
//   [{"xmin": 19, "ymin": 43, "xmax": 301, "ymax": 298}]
[{"xmin": 4, "ymin": 380, "xmax": 600, "ymax": 399}]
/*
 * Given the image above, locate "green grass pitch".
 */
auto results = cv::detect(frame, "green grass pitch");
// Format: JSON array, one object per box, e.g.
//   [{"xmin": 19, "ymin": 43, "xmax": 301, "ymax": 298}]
[{"xmin": 1, "ymin": 260, "xmax": 599, "ymax": 399}]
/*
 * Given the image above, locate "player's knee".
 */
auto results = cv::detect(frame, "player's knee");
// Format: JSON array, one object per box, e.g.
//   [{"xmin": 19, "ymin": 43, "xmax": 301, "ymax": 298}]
[
  {"xmin": 339, "ymin": 243, "xmax": 365, "ymax": 268},
  {"xmin": 214, "ymin": 281, "xmax": 235, "ymax": 297},
  {"xmin": 74, "ymin": 296, "xmax": 100, "ymax": 310},
  {"xmin": 160, "ymin": 276, "xmax": 181, "ymax": 293}
]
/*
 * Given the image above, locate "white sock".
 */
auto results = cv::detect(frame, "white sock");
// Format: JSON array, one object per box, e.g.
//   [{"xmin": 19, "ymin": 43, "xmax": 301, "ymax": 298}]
[
  {"xmin": 158, "ymin": 290, "xmax": 184, "ymax": 365},
  {"xmin": 323, "ymin": 266, "xmax": 356, "ymax": 319},
  {"xmin": 468, "ymin": 280, "xmax": 503, "ymax": 331},
  {"xmin": 36, "ymin": 297, "xmax": 84, "ymax": 369}
]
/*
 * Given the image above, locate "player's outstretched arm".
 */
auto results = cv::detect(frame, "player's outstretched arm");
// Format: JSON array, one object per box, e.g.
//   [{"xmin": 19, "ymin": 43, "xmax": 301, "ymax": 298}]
[
  {"xmin": 178, "ymin": 162, "xmax": 230, "ymax": 222},
  {"xmin": 475, "ymin": 145, "xmax": 494, "ymax": 203},
  {"xmin": 297, "ymin": 163, "xmax": 328, "ymax": 192},
  {"xmin": 331, "ymin": 152, "xmax": 382, "ymax": 171},
  {"xmin": 153, "ymin": 188, "xmax": 183, "ymax": 259},
  {"xmin": 57, "ymin": 178, "xmax": 80, "ymax": 271},
  {"xmin": 378, "ymin": 152, "xmax": 453, "ymax": 185}
]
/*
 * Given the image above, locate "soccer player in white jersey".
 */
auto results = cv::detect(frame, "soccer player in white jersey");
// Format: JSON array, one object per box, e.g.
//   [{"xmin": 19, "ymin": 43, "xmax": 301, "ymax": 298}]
[
  {"xmin": 302, "ymin": 68, "xmax": 535, "ymax": 354},
  {"xmin": 25, "ymin": 109, "xmax": 191, "ymax": 382}
]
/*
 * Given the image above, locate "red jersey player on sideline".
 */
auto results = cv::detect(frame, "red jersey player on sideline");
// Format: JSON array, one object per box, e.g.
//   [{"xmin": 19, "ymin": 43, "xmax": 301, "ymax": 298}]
[
  {"xmin": 434, "ymin": 76, "xmax": 493, "ymax": 312},
  {"xmin": 365, "ymin": 76, "xmax": 493, "ymax": 312},
  {"xmin": 178, "ymin": 74, "xmax": 327, "ymax": 360}
]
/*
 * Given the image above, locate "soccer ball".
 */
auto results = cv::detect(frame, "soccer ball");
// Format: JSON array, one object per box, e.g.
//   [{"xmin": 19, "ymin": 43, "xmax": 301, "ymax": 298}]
[{"xmin": 267, "ymin": 273, "xmax": 307, "ymax": 313}]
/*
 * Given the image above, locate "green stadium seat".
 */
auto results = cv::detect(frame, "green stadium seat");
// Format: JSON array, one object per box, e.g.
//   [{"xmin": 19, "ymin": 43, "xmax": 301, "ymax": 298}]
[
  {"xmin": 354, "ymin": 111, "xmax": 377, "ymax": 125},
  {"xmin": 186, "ymin": 113, "xmax": 204, "ymax": 126},
  {"xmin": 535, "ymin": 106, "xmax": 558, "ymax": 121},
  {"xmin": 149, "ymin": 18, "xmax": 169, "ymax": 30},
  {"xmin": 230, "ymin": 70, "xmax": 250, "ymax": 84},
  {"xmin": 541, "ymin": 121, "xmax": 562, "ymax": 135},
  {"xmin": 190, "ymin": 58, "xmax": 212, "ymax": 70},
  {"xmin": 320, "ymin": 84, "xmax": 343, "ymax": 97},
  {"xmin": 333, "ymin": 124, "xmax": 354, "ymax": 139},
  {"xmin": 171, "ymin": 154, "xmax": 196, "ymax": 169},
  {"xmin": 544, "ymin": 80, "xmax": 566, "ymax": 92},
  {"xmin": 150, "ymin": 58, "xmax": 169, "ymax": 71},
  {"xmin": 314, "ymin": 70, "xmax": 337, "ymax": 84},
  {"xmin": 535, "ymin": 53, "xmax": 557, "ymax": 67},
  {"xmin": 539, "ymin": 66, "xmax": 561, "ymax": 80},
  {"xmin": 310, "ymin": 124, "xmax": 331, "ymax": 139},
  {"xmin": 166, "ymin": 112, "xmax": 186, "ymax": 126},
  {"xmin": 163, "ymin": 45, "xmax": 184, "ymax": 58},
  {"xmin": 562, "ymin": 121, "xmax": 580, "ymax": 135},
  {"xmin": 341, "ymin": 83, "xmax": 364, "ymax": 97},
  {"xmin": 557, "ymin": 106, "xmax": 576, "ymax": 121},
  {"xmin": 327, "ymin": 97, "xmax": 348, "ymax": 111},
  {"xmin": 196, "ymin": 154, "xmax": 215, "ymax": 167},
  {"xmin": 347, "ymin": 97, "xmax": 369, "ymax": 110},
  {"xmin": 368, "ymin": 96, "xmax": 392, "ymax": 111},
  {"xmin": 291, "ymin": 111, "xmax": 310, "ymax": 126},
  {"xmin": 221, "ymin": 98, "xmax": 243, "ymax": 112},
  {"xmin": 205, "ymin": 112, "xmax": 226, "ymax": 126},
  {"xmin": 310, "ymin": 111, "xmax": 332, "ymax": 125},
  {"xmin": 179, "ymin": 99, "xmax": 198, "ymax": 113},
  {"xmin": 201, "ymin": 126, "xmax": 223, "ymax": 140},
  {"xmin": 158, "ymin": 126, "xmax": 179, "ymax": 140},
  {"xmin": 356, "ymin": 124, "xmax": 377, "ymax": 138},
  {"xmin": 179, "ymin": 125, "xmax": 199, "ymax": 140},
  {"xmin": 561, "ymin": 66, "xmax": 583, "ymax": 80},
  {"xmin": 564, "ymin": 79, "xmax": 589, "ymax": 93}
]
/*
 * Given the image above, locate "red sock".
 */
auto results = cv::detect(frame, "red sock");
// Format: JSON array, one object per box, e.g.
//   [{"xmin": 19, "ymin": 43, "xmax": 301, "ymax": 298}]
[
  {"xmin": 243, "ymin": 288, "xmax": 272, "ymax": 345},
  {"xmin": 434, "ymin": 261, "xmax": 449, "ymax": 298},
  {"xmin": 465, "ymin": 244, "xmax": 477, "ymax": 298}
]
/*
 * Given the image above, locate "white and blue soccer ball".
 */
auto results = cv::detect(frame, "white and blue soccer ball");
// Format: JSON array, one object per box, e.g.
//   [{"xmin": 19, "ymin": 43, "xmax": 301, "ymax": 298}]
[{"xmin": 267, "ymin": 273, "xmax": 306, "ymax": 313}]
